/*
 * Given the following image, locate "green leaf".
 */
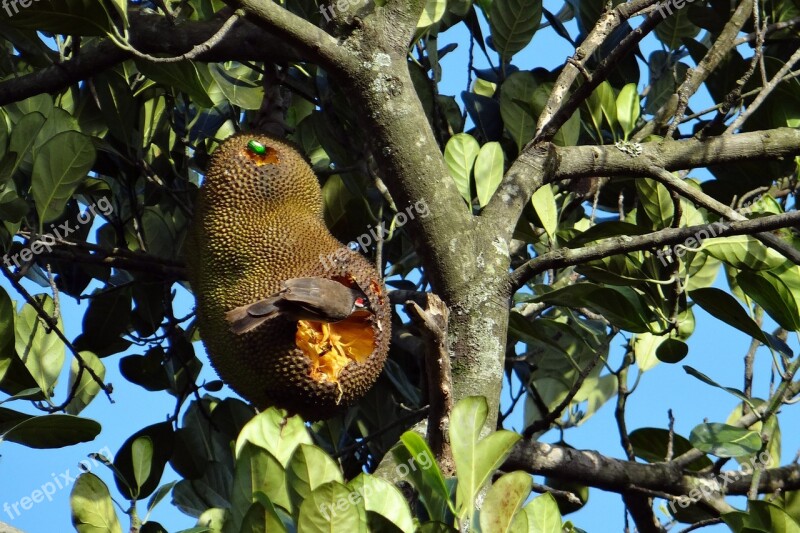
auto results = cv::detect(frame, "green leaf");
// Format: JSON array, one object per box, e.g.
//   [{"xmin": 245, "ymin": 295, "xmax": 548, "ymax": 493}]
[
  {"xmin": 393, "ymin": 432, "xmax": 454, "ymax": 522},
  {"xmin": 4, "ymin": 111, "xmax": 47, "ymax": 179},
  {"xmin": 689, "ymin": 287, "xmax": 767, "ymax": 342},
  {"xmin": 737, "ymin": 271, "xmax": 800, "ymax": 331},
  {"xmin": 132, "ymin": 436, "xmax": 154, "ymax": 492},
  {"xmin": 489, "ymin": 0, "xmax": 543, "ymax": 62},
  {"xmin": 14, "ymin": 294, "xmax": 66, "ymax": 398},
  {"xmin": 636, "ymin": 177, "xmax": 674, "ymax": 229},
  {"xmin": 348, "ymin": 474, "xmax": 415, "ymax": 533},
  {"xmin": 532, "ymin": 284, "xmax": 652, "ymax": 333},
  {"xmin": 689, "ymin": 422, "xmax": 763, "ymax": 458},
  {"xmin": 701, "ymin": 235, "xmax": 785, "ymax": 271},
  {"xmin": 630, "ymin": 428, "xmax": 712, "ymax": 471},
  {"xmin": 235, "ymin": 407, "xmax": 312, "ymax": 465},
  {"xmin": 136, "ymin": 60, "xmax": 214, "ymax": 108},
  {"xmin": 531, "ymin": 184, "xmax": 557, "ymax": 239},
  {"xmin": 226, "ymin": 443, "xmax": 276, "ymax": 533},
  {"xmin": 616, "ymin": 83, "xmax": 640, "ymax": 139},
  {"xmin": 654, "ymin": 6, "xmax": 699, "ymax": 50},
  {"xmin": 480, "ymin": 471, "xmax": 531, "ymax": 532},
  {"xmin": 450, "ymin": 396, "xmax": 522, "ymax": 520},
  {"xmin": 418, "ymin": 0, "xmax": 447, "ymax": 28},
  {"xmin": 656, "ymin": 338, "xmax": 689, "ymax": 364},
  {"xmin": 584, "ymin": 81, "xmax": 617, "ymax": 135},
  {"xmin": 31, "ymin": 130, "xmax": 96, "ymax": 226},
  {"xmin": 113, "ymin": 422, "xmax": 174, "ymax": 500},
  {"xmin": 92, "ymin": 70, "xmax": 136, "ymax": 145},
  {"xmin": 683, "ymin": 365, "xmax": 758, "ymax": 411},
  {"xmin": 443, "ymin": 133, "xmax": 480, "ymax": 203},
  {"xmin": 70, "ymin": 473, "xmax": 122, "ymax": 533},
  {"xmin": 146, "ymin": 481, "xmax": 178, "ymax": 517},
  {"xmin": 252, "ymin": 492, "xmax": 290, "ymax": 533},
  {"xmin": 297, "ymin": 481, "xmax": 361, "ymax": 532},
  {"xmin": 474, "ymin": 141, "xmax": 505, "ymax": 207},
  {"xmin": 515, "ymin": 492, "xmax": 562, "ymax": 533},
  {"xmin": 0, "ymin": 410, "xmax": 101, "ymax": 448},
  {"xmin": 65, "ymin": 351, "xmax": 106, "ymax": 415},
  {"xmin": 208, "ymin": 64, "xmax": 264, "ymax": 110},
  {"xmin": 287, "ymin": 443, "xmax": 343, "ymax": 513},
  {"xmin": 4, "ymin": 0, "xmax": 114, "ymax": 36},
  {"xmin": 499, "ymin": 72, "xmax": 538, "ymax": 151}
]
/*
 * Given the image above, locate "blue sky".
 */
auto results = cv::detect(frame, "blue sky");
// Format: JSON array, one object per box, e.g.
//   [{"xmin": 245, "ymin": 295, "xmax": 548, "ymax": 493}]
[{"xmin": 1, "ymin": 3, "xmax": 796, "ymax": 532}]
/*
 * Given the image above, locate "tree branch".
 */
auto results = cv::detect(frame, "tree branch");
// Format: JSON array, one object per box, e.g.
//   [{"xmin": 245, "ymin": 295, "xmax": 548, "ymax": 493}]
[
  {"xmin": 552, "ymin": 128, "xmax": 800, "ymax": 179},
  {"xmin": 0, "ymin": 11, "xmax": 302, "ymax": 106},
  {"xmin": 645, "ymin": 166, "xmax": 800, "ymax": 265},
  {"xmin": 508, "ymin": 209, "xmax": 800, "ymax": 291}
]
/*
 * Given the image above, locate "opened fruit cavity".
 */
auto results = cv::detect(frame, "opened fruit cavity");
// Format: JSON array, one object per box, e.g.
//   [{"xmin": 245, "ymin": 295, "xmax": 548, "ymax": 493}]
[{"xmin": 295, "ymin": 315, "xmax": 375, "ymax": 391}]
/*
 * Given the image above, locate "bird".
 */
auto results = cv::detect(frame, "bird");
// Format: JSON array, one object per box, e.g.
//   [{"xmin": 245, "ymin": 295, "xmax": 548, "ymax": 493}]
[
  {"xmin": 185, "ymin": 133, "xmax": 391, "ymax": 419},
  {"xmin": 225, "ymin": 277, "xmax": 371, "ymax": 335}
]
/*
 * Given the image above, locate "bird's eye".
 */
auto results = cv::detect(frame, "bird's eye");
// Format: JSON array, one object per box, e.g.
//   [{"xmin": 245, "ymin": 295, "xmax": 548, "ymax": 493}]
[{"xmin": 247, "ymin": 140, "xmax": 267, "ymax": 155}]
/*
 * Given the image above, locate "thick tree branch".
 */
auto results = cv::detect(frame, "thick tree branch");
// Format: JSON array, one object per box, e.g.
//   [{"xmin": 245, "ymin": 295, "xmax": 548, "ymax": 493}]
[
  {"xmin": 504, "ymin": 440, "xmax": 800, "ymax": 498},
  {"xmin": 0, "ymin": 11, "xmax": 303, "ymax": 106},
  {"xmin": 552, "ymin": 128, "xmax": 800, "ymax": 179},
  {"xmin": 225, "ymin": 0, "xmax": 351, "ymax": 70},
  {"xmin": 509, "ymin": 209, "xmax": 800, "ymax": 291}
]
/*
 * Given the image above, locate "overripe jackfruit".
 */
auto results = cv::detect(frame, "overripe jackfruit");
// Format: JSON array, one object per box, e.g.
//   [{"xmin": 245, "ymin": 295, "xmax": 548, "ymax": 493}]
[{"xmin": 186, "ymin": 134, "xmax": 390, "ymax": 419}]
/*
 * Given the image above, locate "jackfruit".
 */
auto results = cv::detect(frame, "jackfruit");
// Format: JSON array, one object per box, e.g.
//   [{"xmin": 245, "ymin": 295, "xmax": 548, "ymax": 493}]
[{"xmin": 186, "ymin": 133, "xmax": 391, "ymax": 419}]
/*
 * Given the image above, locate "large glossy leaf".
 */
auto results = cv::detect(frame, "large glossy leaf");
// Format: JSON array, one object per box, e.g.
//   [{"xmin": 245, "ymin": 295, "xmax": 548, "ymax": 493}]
[
  {"xmin": 394, "ymin": 432, "xmax": 453, "ymax": 522},
  {"xmin": 114, "ymin": 422, "xmax": 174, "ymax": 500},
  {"xmin": 65, "ymin": 351, "xmax": 105, "ymax": 415},
  {"xmin": 4, "ymin": 0, "xmax": 114, "ymax": 35},
  {"xmin": 489, "ymin": 0, "xmax": 542, "ymax": 62},
  {"xmin": 701, "ymin": 235, "xmax": 785, "ymax": 271},
  {"xmin": 235, "ymin": 407, "xmax": 312, "ymax": 465},
  {"xmin": 654, "ymin": 5, "xmax": 700, "ymax": 50},
  {"xmin": 136, "ymin": 60, "xmax": 214, "ymax": 108},
  {"xmin": 499, "ymin": 71, "xmax": 538, "ymax": 151},
  {"xmin": 348, "ymin": 474, "xmax": 415, "ymax": 532},
  {"xmin": 474, "ymin": 142, "xmax": 504, "ymax": 207},
  {"xmin": 512, "ymin": 492, "xmax": 562, "ymax": 533},
  {"xmin": 287, "ymin": 443, "xmax": 343, "ymax": 513},
  {"xmin": 531, "ymin": 185, "xmax": 557, "ymax": 239},
  {"xmin": 689, "ymin": 287, "xmax": 766, "ymax": 342},
  {"xmin": 636, "ymin": 177, "xmax": 674, "ymax": 229},
  {"xmin": 450, "ymin": 396, "xmax": 521, "ymax": 520},
  {"xmin": 14, "ymin": 294, "xmax": 65, "ymax": 398},
  {"xmin": 689, "ymin": 422, "xmax": 762, "ymax": 458},
  {"xmin": 532, "ymin": 284, "xmax": 652, "ymax": 333},
  {"xmin": 297, "ymin": 481, "xmax": 362, "ymax": 532},
  {"xmin": 629, "ymin": 428, "xmax": 712, "ymax": 471},
  {"xmin": 737, "ymin": 270, "xmax": 800, "ymax": 331},
  {"xmin": 31, "ymin": 130, "xmax": 96, "ymax": 226},
  {"xmin": 70, "ymin": 473, "xmax": 122, "ymax": 533},
  {"xmin": 208, "ymin": 64, "xmax": 263, "ymax": 110},
  {"xmin": 443, "ymin": 133, "xmax": 479, "ymax": 203},
  {"xmin": 616, "ymin": 83, "xmax": 640, "ymax": 139},
  {"xmin": 0, "ymin": 409, "xmax": 100, "ymax": 448},
  {"xmin": 225, "ymin": 442, "xmax": 275, "ymax": 533},
  {"xmin": 480, "ymin": 471, "xmax": 531, "ymax": 532}
]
